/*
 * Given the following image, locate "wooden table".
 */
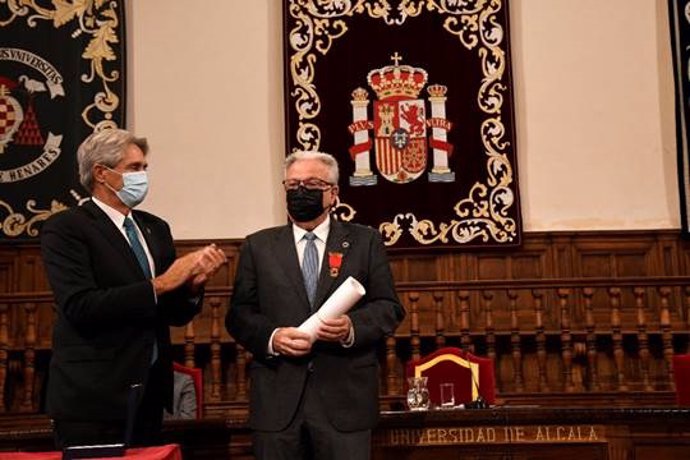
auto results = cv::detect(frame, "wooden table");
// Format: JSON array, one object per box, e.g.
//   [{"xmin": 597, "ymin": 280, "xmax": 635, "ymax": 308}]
[
  {"xmin": 0, "ymin": 444, "xmax": 182, "ymax": 460},
  {"xmin": 1, "ymin": 408, "xmax": 689, "ymax": 459},
  {"xmin": 373, "ymin": 407, "xmax": 690, "ymax": 459}
]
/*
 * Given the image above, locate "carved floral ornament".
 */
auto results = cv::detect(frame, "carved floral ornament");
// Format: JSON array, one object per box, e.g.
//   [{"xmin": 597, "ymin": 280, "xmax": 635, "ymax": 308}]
[
  {"xmin": 287, "ymin": 0, "xmax": 518, "ymax": 246},
  {"xmin": 0, "ymin": 0, "xmax": 122, "ymax": 237}
]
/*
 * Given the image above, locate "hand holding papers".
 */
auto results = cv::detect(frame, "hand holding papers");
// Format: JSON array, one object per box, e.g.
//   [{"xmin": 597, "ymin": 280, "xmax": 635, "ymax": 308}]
[{"xmin": 298, "ymin": 276, "xmax": 366, "ymax": 343}]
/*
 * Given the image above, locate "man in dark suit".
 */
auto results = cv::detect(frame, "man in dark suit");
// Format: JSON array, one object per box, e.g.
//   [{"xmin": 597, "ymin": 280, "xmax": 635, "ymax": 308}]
[
  {"xmin": 227, "ymin": 150, "xmax": 404, "ymax": 460},
  {"xmin": 41, "ymin": 129, "xmax": 226, "ymax": 448}
]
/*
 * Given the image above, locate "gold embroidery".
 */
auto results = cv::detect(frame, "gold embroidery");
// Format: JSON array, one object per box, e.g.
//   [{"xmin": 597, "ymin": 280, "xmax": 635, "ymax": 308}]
[{"xmin": 0, "ymin": 199, "xmax": 66, "ymax": 238}]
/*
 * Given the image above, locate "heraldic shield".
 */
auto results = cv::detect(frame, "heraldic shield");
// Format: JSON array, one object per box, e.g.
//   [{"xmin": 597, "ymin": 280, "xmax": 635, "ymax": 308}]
[
  {"xmin": 348, "ymin": 54, "xmax": 455, "ymax": 187},
  {"xmin": 373, "ymin": 98, "xmax": 426, "ymax": 183}
]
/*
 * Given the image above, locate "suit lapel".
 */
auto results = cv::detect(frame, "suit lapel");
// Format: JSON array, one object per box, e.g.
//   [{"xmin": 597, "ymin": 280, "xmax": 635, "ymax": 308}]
[
  {"xmin": 313, "ymin": 220, "xmax": 351, "ymax": 309},
  {"xmin": 81, "ymin": 200, "xmax": 145, "ymax": 278},
  {"xmin": 273, "ymin": 225, "xmax": 311, "ymax": 309}
]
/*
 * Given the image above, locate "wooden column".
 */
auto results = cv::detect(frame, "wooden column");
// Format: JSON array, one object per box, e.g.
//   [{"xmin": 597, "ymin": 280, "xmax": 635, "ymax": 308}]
[
  {"xmin": 432, "ymin": 291, "xmax": 445, "ymax": 349},
  {"xmin": 609, "ymin": 288, "xmax": 627, "ymax": 391},
  {"xmin": 634, "ymin": 287, "xmax": 652, "ymax": 391},
  {"xmin": 659, "ymin": 287, "xmax": 674, "ymax": 391},
  {"xmin": 483, "ymin": 291, "xmax": 495, "ymax": 362},
  {"xmin": 385, "ymin": 335, "xmax": 398, "ymax": 396},
  {"xmin": 209, "ymin": 296, "xmax": 223, "ymax": 401},
  {"xmin": 533, "ymin": 289, "xmax": 548, "ymax": 392},
  {"xmin": 409, "ymin": 292, "xmax": 420, "ymax": 361},
  {"xmin": 184, "ymin": 319, "xmax": 196, "ymax": 368},
  {"xmin": 583, "ymin": 288, "xmax": 599, "ymax": 391},
  {"xmin": 458, "ymin": 290, "xmax": 471, "ymax": 352},
  {"xmin": 0, "ymin": 302, "xmax": 7, "ymax": 412},
  {"xmin": 508, "ymin": 290, "xmax": 523, "ymax": 392},
  {"xmin": 235, "ymin": 345, "xmax": 248, "ymax": 401},
  {"xmin": 21, "ymin": 303, "xmax": 37, "ymax": 411},
  {"xmin": 558, "ymin": 289, "xmax": 574, "ymax": 392}
]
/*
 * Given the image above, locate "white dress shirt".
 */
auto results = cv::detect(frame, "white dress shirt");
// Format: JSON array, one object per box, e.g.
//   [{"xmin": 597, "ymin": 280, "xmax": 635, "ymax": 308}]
[
  {"xmin": 267, "ymin": 215, "xmax": 353, "ymax": 354},
  {"xmin": 91, "ymin": 197, "xmax": 157, "ymax": 301},
  {"xmin": 92, "ymin": 197, "xmax": 156, "ymax": 276},
  {"xmin": 292, "ymin": 216, "xmax": 330, "ymax": 274}
]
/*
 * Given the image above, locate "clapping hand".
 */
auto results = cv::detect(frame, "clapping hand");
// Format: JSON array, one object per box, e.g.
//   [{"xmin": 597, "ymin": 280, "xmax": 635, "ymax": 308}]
[
  {"xmin": 153, "ymin": 244, "xmax": 227, "ymax": 295},
  {"xmin": 189, "ymin": 244, "xmax": 227, "ymax": 289}
]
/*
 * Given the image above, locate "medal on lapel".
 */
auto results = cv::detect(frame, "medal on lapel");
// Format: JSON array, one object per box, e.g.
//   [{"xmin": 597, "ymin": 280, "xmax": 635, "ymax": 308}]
[{"xmin": 328, "ymin": 251, "xmax": 343, "ymax": 278}]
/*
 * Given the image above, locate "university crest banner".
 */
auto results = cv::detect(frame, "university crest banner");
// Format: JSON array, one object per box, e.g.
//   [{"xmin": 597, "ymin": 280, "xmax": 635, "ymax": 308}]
[
  {"xmin": 0, "ymin": 0, "xmax": 126, "ymax": 239},
  {"xmin": 283, "ymin": 0, "xmax": 522, "ymax": 249}
]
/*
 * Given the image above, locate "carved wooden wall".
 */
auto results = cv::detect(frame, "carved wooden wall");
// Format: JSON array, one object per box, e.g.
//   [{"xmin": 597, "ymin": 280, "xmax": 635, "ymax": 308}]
[{"xmin": 1, "ymin": 230, "xmax": 689, "ymax": 418}]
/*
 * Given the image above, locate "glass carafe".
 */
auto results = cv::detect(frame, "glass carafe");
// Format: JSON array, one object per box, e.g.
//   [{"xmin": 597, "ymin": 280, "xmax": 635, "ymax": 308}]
[{"xmin": 406, "ymin": 376, "xmax": 430, "ymax": 411}]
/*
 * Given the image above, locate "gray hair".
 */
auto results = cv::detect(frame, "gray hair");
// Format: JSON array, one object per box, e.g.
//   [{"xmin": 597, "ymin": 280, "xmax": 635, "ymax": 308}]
[
  {"xmin": 78, "ymin": 128, "xmax": 149, "ymax": 191},
  {"xmin": 284, "ymin": 150, "xmax": 339, "ymax": 184}
]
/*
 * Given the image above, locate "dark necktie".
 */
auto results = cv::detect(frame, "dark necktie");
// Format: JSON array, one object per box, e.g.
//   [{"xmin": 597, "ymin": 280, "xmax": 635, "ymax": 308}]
[
  {"xmin": 123, "ymin": 217, "xmax": 157, "ymax": 363},
  {"xmin": 123, "ymin": 217, "xmax": 152, "ymax": 279},
  {"xmin": 302, "ymin": 232, "xmax": 318, "ymax": 307}
]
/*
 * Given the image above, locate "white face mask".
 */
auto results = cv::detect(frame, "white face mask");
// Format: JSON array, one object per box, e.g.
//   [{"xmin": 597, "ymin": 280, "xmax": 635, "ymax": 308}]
[{"xmin": 103, "ymin": 167, "xmax": 149, "ymax": 208}]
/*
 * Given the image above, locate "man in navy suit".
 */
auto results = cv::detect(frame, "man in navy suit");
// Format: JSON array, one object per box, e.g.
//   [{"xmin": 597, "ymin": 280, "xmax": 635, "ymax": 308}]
[
  {"xmin": 227, "ymin": 151, "xmax": 404, "ymax": 460},
  {"xmin": 41, "ymin": 129, "xmax": 226, "ymax": 447}
]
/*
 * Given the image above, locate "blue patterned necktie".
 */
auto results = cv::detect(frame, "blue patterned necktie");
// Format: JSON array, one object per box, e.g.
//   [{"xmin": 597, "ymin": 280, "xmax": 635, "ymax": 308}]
[
  {"xmin": 123, "ymin": 217, "xmax": 152, "ymax": 279},
  {"xmin": 302, "ymin": 232, "xmax": 318, "ymax": 307},
  {"xmin": 123, "ymin": 216, "xmax": 157, "ymax": 363}
]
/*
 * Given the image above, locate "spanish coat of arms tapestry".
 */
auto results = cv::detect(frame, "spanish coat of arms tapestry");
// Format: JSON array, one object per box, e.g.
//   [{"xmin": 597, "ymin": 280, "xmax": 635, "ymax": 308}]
[{"xmin": 283, "ymin": 0, "xmax": 522, "ymax": 249}]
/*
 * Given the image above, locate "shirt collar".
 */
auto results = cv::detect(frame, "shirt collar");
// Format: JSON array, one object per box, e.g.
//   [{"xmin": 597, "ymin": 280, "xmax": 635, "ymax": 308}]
[
  {"xmin": 292, "ymin": 215, "xmax": 330, "ymax": 245},
  {"xmin": 91, "ymin": 196, "xmax": 132, "ymax": 230}
]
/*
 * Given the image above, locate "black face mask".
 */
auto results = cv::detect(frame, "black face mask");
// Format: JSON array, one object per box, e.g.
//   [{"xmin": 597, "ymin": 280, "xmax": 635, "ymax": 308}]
[{"xmin": 287, "ymin": 186, "xmax": 325, "ymax": 222}]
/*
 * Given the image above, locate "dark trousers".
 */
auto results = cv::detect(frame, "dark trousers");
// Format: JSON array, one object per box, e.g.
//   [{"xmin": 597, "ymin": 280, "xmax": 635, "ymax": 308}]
[
  {"xmin": 53, "ymin": 361, "xmax": 166, "ymax": 449},
  {"xmin": 253, "ymin": 374, "xmax": 371, "ymax": 460}
]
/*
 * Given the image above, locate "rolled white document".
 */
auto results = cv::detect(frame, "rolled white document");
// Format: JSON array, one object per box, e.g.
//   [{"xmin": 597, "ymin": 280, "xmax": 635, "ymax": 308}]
[{"xmin": 298, "ymin": 276, "xmax": 366, "ymax": 342}]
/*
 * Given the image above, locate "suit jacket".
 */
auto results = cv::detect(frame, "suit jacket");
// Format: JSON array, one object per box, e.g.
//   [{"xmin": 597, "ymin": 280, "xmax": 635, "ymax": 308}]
[
  {"xmin": 226, "ymin": 220, "xmax": 404, "ymax": 432},
  {"xmin": 164, "ymin": 371, "xmax": 197, "ymax": 420},
  {"xmin": 40, "ymin": 200, "xmax": 201, "ymax": 422}
]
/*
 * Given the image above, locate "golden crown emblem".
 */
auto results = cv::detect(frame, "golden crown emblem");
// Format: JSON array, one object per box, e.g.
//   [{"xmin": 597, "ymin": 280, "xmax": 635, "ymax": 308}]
[
  {"xmin": 427, "ymin": 84, "xmax": 448, "ymax": 98},
  {"xmin": 351, "ymin": 87, "xmax": 369, "ymax": 101},
  {"xmin": 367, "ymin": 53, "xmax": 428, "ymax": 100}
]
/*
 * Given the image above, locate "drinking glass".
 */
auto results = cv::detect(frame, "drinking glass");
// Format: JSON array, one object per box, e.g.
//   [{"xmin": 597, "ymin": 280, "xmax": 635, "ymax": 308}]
[{"xmin": 440, "ymin": 382, "xmax": 455, "ymax": 409}]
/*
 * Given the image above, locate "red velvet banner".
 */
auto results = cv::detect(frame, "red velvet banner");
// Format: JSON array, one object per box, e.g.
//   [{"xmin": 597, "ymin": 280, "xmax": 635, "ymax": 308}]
[{"xmin": 283, "ymin": 0, "xmax": 522, "ymax": 249}]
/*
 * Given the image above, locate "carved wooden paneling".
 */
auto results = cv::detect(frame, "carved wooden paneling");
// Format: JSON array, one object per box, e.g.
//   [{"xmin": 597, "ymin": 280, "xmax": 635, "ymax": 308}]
[
  {"xmin": 0, "ymin": 230, "xmax": 689, "ymax": 418},
  {"xmin": 2, "ymin": 409, "xmax": 690, "ymax": 460}
]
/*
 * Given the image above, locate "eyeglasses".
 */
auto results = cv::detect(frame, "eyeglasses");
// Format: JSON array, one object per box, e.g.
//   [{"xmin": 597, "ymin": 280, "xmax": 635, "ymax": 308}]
[{"xmin": 282, "ymin": 178, "xmax": 335, "ymax": 191}]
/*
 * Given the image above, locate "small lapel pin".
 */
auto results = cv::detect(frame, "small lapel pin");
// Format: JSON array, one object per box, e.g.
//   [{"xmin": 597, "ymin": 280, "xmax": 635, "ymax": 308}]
[{"xmin": 342, "ymin": 241, "xmax": 350, "ymax": 249}]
